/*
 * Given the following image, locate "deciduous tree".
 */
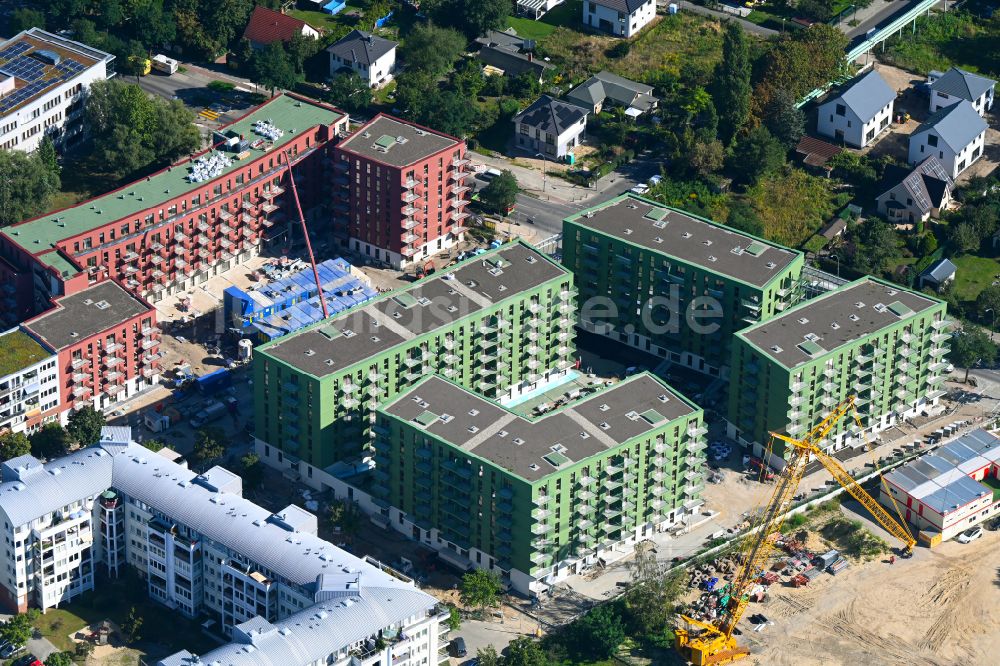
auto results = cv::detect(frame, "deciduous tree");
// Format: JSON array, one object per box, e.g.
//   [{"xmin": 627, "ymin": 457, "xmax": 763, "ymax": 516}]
[
  {"xmin": 503, "ymin": 637, "xmax": 548, "ymax": 666},
  {"xmin": 193, "ymin": 427, "xmax": 226, "ymax": 468},
  {"xmin": 479, "ymin": 170, "xmax": 519, "ymax": 214},
  {"xmin": 67, "ymin": 405, "xmax": 106, "ymax": 445},
  {"xmin": 569, "ymin": 603, "xmax": 626, "ymax": 660},
  {"xmin": 729, "ymin": 126, "xmax": 786, "ymax": 186},
  {"xmin": 327, "ymin": 72, "xmax": 374, "ymax": 114},
  {"xmin": 30, "ymin": 422, "xmax": 71, "ymax": 460},
  {"xmin": 251, "ymin": 42, "xmax": 300, "ymax": 94},
  {"xmin": 950, "ymin": 325, "xmax": 997, "ymax": 382},
  {"xmin": 460, "ymin": 569, "xmax": 503, "ymax": 610},
  {"xmin": 714, "ymin": 22, "xmax": 751, "ymax": 145},
  {"xmin": 0, "ymin": 150, "xmax": 60, "ymax": 227},
  {"xmin": 0, "ymin": 432, "xmax": 31, "ymax": 462},
  {"xmin": 403, "ymin": 23, "xmax": 467, "ymax": 78}
]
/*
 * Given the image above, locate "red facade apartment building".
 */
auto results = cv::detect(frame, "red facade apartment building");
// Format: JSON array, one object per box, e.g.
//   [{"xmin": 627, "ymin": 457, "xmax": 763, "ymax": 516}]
[
  {"xmin": 332, "ymin": 114, "xmax": 472, "ymax": 269},
  {"xmin": 0, "ymin": 93, "xmax": 348, "ymax": 317},
  {"xmin": 21, "ymin": 280, "xmax": 160, "ymax": 413},
  {"xmin": 0, "ymin": 93, "xmax": 347, "ymax": 418}
]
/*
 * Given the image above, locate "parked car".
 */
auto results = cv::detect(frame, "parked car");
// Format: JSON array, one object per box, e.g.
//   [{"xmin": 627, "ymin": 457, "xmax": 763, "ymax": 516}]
[
  {"xmin": 957, "ymin": 526, "xmax": 983, "ymax": 543},
  {"xmin": 648, "ymin": 174, "xmax": 662, "ymax": 186},
  {"xmin": 451, "ymin": 637, "xmax": 467, "ymax": 658},
  {"xmin": 630, "ymin": 183, "xmax": 650, "ymax": 195}
]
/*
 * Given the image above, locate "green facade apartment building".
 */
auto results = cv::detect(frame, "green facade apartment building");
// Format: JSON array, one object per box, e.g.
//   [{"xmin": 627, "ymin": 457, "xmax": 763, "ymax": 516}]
[
  {"xmin": 728, "ymin": 277, "xmax": 951, "ymax": 461},
  {"xmin": 373, "ymin": 372, "xmax": 707, "ymax": 594},
  {"xmin": 252, "ymin": 241, "xmax": 577, "ymax": 483},
  {"xmin": 561, "ymin": 194, "xmax": 804, "ymax": 378}
]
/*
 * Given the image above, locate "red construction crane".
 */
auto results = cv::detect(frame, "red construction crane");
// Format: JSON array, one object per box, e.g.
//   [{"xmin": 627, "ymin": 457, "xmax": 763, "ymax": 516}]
[{"xmin": 281, "ymin": 154, "xmax": 329, "ymax": 319}]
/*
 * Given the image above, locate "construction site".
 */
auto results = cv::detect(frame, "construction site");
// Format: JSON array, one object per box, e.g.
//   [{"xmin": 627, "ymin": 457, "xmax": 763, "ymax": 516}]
[{"xmin": 672, "ymin": 394, "xmax": 1000, "ymax": 666}]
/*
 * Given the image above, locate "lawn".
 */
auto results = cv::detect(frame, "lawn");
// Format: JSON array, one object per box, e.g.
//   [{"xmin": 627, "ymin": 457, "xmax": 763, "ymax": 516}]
[
  {"xmin": 504, "ymin": 16, "xmax": 557, "ymax": 40},
  {"xmin": 33, "ymin": 576, "xmax": 222, "ymax": 659},
  {"xmin": 951, "ymin": 254, "xmax": 1000, "ymax": 301},
  {"xmin": 288, "ymin": 2, "xmax": 365, "ymax": 34},
  {"xmin": 883, "ymin": 9, "xmax": 1000, "ymax": 77},
  {"xmin": 538, "ymin": 13, "xmax": 723, "ymax": 85}
]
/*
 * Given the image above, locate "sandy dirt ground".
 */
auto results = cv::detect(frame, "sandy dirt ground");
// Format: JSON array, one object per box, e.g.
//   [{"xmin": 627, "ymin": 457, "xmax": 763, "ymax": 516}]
[{"xmin": 739, "ymin": 531, "xmax": 1000, "ymax": 665}]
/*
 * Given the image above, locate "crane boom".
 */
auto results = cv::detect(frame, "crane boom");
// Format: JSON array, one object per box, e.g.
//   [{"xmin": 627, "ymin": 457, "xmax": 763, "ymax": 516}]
[
  {"xmin": 282, "ymin": 156, "xmax": 329, "ymax": 319},
  {"xmin": 675, "ymin": 396, "xmax": 915, "ymax": 665}
]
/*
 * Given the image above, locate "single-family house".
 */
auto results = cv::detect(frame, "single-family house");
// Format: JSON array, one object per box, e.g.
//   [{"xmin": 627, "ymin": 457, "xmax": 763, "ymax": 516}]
[
  {"xmin": 928, "ymin": 67, "xmax": 996, "ymax": 116},
  {"xmin": 242, "ymin": 6, "xmax": 320, "ymax": 49},
  {"xmin": 474, "ymin": 30, "xmax": 532, "ymax": 53},
  {"xmin": 326, "ymin": 30, "xmax": 398, "ymax": 89},
  {"xmin": 876, "ymin": 157, "xmax": 954, "ymax": 226},
  {"xmin": 517, "ymin": 0, "xmax": 565, "ymax": 19},
  {"xmin": 918, "ymin": 258, "xmax": 957, "ymax": 291},
  {"xmin": 566, "ymin": 70, "xmax": 658, "ymax": 117},
  {"xmin": 582, "ymin": 0, "xmax": 657, "ymax": 38},
  {"xmin": 908, "ymin": 100, "xmax": 987, "ymax": 179},
  {"xmin": 816, "ymin": 70, "xmax": 895, "ymax": 148},
  {"xmin": 478, "ymin": 45, "xmax": 552, "ymax": 83},
  {"xmin": 513, "ymin": 95, "xmax": 588, "ymax": 159}
]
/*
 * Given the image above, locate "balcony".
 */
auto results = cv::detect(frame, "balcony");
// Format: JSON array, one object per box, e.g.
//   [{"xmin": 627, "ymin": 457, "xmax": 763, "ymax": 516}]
[
  {"xmin": 174, "ymin": 232, "xmax": 188, "ymax": 243},
  {"xmin": 402, "ymin": 218, "xmax": 419, "ymax": 230},
  {"xmin": 262, "ymin": 186, "xmax": 285, "ymax": 199}
]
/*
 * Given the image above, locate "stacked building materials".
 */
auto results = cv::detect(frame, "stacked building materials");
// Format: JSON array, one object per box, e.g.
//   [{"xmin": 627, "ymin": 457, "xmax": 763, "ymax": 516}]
[{"xmin": 223, "ymin": 258, "xmax": 376, "ymax": 343}]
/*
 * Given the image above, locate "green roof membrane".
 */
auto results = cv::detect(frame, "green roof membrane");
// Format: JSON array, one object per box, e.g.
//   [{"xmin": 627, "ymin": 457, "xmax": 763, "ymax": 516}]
[
  {"xmin": 0, "ymin": 330, "xmax": 51, "ymax": 376},
  {"xmin": 2, "ymin": 94, "xmax": 343, "ymax": 259}
]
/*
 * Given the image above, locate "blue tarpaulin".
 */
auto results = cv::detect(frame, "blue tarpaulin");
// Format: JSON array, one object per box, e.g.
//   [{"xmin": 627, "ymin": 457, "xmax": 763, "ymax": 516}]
[{"xmin": 323, "ymin": 0, "xmax": 346, "ymax": 15}]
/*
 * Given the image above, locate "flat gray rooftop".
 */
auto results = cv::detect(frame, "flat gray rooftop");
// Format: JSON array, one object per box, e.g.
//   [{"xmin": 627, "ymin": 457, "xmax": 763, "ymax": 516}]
[
  {"xmin": 262, "ymin": 242, "xmax": 568, "ymax": 377},
  {"xmin": 565, "ymin": 194, "xmax": 800, "ymax": 288},
  {"xmin": 24, "ymin": 280, "xmax": 151, "ymax": 350},
  {"xmin": 381, "ymin": 373, "xmax": 699, "ymax": 482},
  {"xmin": 739, "ymin": 278, "xmax": 941, "ymax": 369},
  {"xmin": 337, "ymin": 115, "xmax": 459, "ymax": 168}
]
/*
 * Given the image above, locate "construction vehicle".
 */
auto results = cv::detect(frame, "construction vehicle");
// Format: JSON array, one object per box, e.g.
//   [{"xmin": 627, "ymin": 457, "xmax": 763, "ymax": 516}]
[
  {"xmin": 414, "ymin": 260, "xmax": 435, "ymax": 279},
  {"xmin": 674, "ymin": 396, "xmax": 915, "ymax": 665}
]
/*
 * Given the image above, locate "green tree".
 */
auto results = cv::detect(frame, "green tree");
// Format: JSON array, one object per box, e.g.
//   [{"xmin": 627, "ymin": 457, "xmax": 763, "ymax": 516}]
[
  {"xmin": 687, "ymin": 140, "xmax": 725, "ymax": 178},
  {"xmin": 714, "ymin": 22, "xmax": 751, "ymax": 145},
  {"xmin": 402, "ymin": 22, "xmax": 466, "ymax": 77},
  {"xmin": 460, "ymin": 0, "xmax": 512, "ymax": 38},
  {"xmin": 919, "ymin": 231, "xmax": 938, "ymax": 255},
  {"xmin": 251, "ymin": 42, "xmax": 299, "ymax": 94},
  {"xmin": 0, "ymin": 431, "xmax": 31, "ymax": 462},
  {"xmin": 729, "ymin": 126, "xmax": 786, "ymax": 186},
  {"xmin": 121, "ymin": 606, "xmax": 143, "ymax": 643},
  {"xmin": 422, "ymin": 90, "xmax": 477, "ymax": 137},
  {"xmin": 446, "ymin": 605, "xmax": 461, "ymax": 631},
  {"xmin": 394, "ymin": 71, "xmax": 437, "ymax": 119},
  {"xmin": 851, "ymin": 218, "xmax": 901, "ymax": 275},
  {"xmin": 0, "ymin": 150, "xmax": 60, "ymax": 227},
  {"xmin": 976, "ymin": 286, "xmax": 1000, "ymax": 328},
  {"xmin": 504, "ymin": 636, "xmax": 548, "ymax": 666},
  {"xmin": 327, "ymin": 499, "xmax": 362, "ymax": 537},
  {"xmin": 949, "ymin": 222, "xmax": 982, "ymax": 255},
  {"xmin": 569, "ymin": 603, "xmax": 626, "ymax": 660},
  {"xmin": 476, "ymin": 645, "xmax": 501, "ymax": 666},
  {"xmin": 36, "ymin": 136, "xmax": 60, "ymax": 178},
  {"xmin": 240, "ymin": 452, "xmax": 264, "ymax": 490},
  {"xmin": 763, "ymin": 88, "xmax": 806, "ymax": 149},
  {"xmin": 507, "ymin": 71, "xmax": 540, "ymax": 99},
  {"xmin": 623, "ymin": 541, "xmax": 684, "ymax": 634},
  {"xmin": 133, "ymin": 0, "xmax": 176, "ymax": 53},
  {"xmin": 30, "ymin": 422, "xmax": 72, "ymax": 460},
  {"xmin": 950, "ymin": 325, "xmax": 997, "ymax": 382},
  {"xmin": 43, "ymin": 653, "xmax": 75, "ymax": 666},
  {"xmin": 460, "ymin": 569, "xmax": 503, "ymax": 611},
  {"xmin": 141, "ymin": 438, "xmax": 166, "ymax": 452},
  {"xmin": 67, "ymin": 405, "xmax": 106, "ymax": 445},
  {"xmin": 9, "ymin": 8, "xmax": 46, "ymax": 33},
  {"xmin": 327, "ymin": 73, "xmax": 374, "ymax": 114},
  {"xmin": 84, "ymin": 80, "xmax": 199, "ymax": 179},
  {"xmin": 479, "ymin": 170, "xmax": 519, "ymax": 214},
  {"xmin": 0, "ymin": 612, "xmax": 34, "ymax": 647},
  {"xmin": 193, "ymin": 427, "xmax": 226, "ymax": 468},
  {"xmin": 726, "ymin": 200, "xmax": 765, "ymax": 238}
]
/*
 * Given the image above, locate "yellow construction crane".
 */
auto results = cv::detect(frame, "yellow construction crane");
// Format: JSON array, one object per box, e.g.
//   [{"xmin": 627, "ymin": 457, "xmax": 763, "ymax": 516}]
[{"xmin": 674, "ymin": 396, "xmax": 916, "ymax": 665}]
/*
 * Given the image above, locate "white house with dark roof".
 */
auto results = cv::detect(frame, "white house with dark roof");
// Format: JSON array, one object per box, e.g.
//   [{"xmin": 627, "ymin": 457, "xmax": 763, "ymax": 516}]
[
  {"xmin": 583, "ymin": 0, "xmax": 656, "ymax": 38},
  {"xmin": 816, "ymin": 69, "xmax": 895, "ymax": 148},
  {"xmin": 513, "ymin": 94, "xmax": 588, "ymax": 158},
  {"xmin": 326, "ymin": 29, "xmax": 397, "ymax": 88},
  {"xmin": 908, "ymin": 100, "xmax": 987, "ymax": 179},
  {"xmin": 928, "ymin": 67, "xmax": 996, "ymax": 116},
  {"xmin": 566, "ymin": 70, "xmax": 658, "ymax": 117},
  {"xmin": 876, "ymin": 156, "xmax": 954, "ymax": 226}
]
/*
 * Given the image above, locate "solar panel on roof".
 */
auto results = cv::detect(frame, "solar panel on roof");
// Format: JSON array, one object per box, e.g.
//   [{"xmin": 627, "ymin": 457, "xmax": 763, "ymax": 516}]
[
  {"xmin": 0, "ymin": 42, "xmax": 31, "ymax": 63},
  {"xmin": 0, "ymin": 55, "xmax": 47, "ymax": 82}
]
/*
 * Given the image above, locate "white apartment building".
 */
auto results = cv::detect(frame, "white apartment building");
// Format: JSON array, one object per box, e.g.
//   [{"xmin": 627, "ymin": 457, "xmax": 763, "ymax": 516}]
[
  {"xmin": 928, "ymin": 67, "xmax": 996, "ymax": 116},
  {"xmin": 0, "ymin": 427, "xmax": 446, "ymax": 666},
  {"xmin": 0, "ymin": 328, "xmax": 60, "ymax": 434},
  {"xmin": 0, "ymin": 28, "xmax": 114, "ymax": 153},
  {"xmin": 582, "ymin": 0, "xmax": 656, "ymax": 39},
  {"xmin": 816, "ymin": 70, "xmax": 895, "ymax": 149}
]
